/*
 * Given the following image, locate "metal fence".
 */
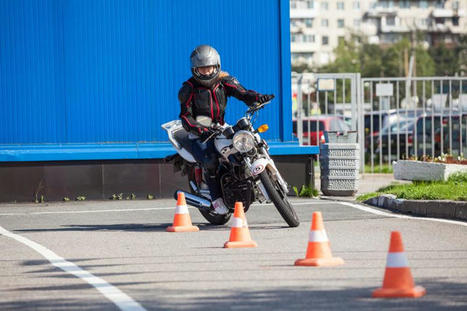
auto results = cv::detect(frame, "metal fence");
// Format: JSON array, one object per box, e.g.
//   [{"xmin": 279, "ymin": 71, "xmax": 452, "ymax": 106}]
[{"xmin": 293, "ymin": 73, "xmax": 467, "ymax": 173}]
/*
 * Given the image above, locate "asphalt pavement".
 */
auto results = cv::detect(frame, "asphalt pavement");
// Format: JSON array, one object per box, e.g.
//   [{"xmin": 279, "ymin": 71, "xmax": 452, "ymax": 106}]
[{"xmin": 1, "ymin": 198, "xmax": 467, "ymax": 310}]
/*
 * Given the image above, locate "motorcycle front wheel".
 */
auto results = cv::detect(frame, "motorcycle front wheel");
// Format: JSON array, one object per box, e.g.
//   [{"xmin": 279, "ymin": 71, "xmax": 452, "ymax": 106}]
[{"xmin": 259, "ymin": 170, "xmax": 300, "ymax": 227}]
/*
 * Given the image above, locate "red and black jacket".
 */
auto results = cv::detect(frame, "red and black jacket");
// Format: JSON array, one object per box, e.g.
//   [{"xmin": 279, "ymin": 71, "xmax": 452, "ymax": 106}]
[{"xmin": 178, "ymin": 75, "xmax": 260, "ymax": 135}]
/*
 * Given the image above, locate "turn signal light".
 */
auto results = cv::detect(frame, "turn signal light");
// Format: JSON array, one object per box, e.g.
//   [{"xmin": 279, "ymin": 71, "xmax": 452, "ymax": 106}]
[{"xmin": 257, "ymin": 124, "xmax": 269, "ymax": 133}]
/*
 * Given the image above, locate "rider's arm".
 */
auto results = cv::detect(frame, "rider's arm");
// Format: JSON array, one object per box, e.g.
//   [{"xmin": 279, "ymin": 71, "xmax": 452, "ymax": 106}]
[
  {"xmin": 222, "ymin": 76, "xmax": 260, "ymax": 107},
  {"xmin": 178, "ymin": 82, "xmax": 208, "ymax": 135}
]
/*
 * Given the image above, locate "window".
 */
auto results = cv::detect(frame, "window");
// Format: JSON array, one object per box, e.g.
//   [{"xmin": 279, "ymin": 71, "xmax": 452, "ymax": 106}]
[
  {"xmin": 453, "ymin": 17, "xmax": 459, "ymax": 26},
  {"xmin": 353, "ymin": 1, "xmax": 360, "ymax": 9},
  {"xmin": 291, "ymin": 34, "xmax": 297, "ymax": 42},
  {"xmin": 322, "ymin": 36, "xmax": 329, "ymax": 45},
  {"xmin": 337, "ymin": 1, "xmax": 344, "ymax": 10},
  {"xmin": 290, "ymin": 0, "xmax": 297, "ymax": 9},
  {"xmin": 419, "ymin": 1, "xmax": 428, "ymax": 8},
  {"xmin": 435, "ymin": 0, "xmax": 444, "ymax": 9},
  {"xmin": 305, "ymin": 18, "xmax": 314, "ymax": 27},
  {"xmin": 386, "ymin": 16, "xmax": 396, "ymax": 26},
  {"xmin": 306, "ymin": 0, "xmax": 315, "ymax": 9},
  {"xmin": 399, "ymin": 0, "xmax": 410, "ymax": 8},
  {"xmin": 419, "ymin": 18, "xmax": 429, "ymax": 26},
  {"xmin": 321, "ymin": 1, "xmax": 328, "ymax": 10},
  {"xmin": 338, "ymin": 19, "xmax": 345, "ymax": 28},
  {"xmin": 353, "ymin": 18, "xmax": 361, "ymax": 27},
  {"xmin": 453, "ymin": 1, "xmax": 460, "ymax": 10},
  {"xmin": 321, "ymin": 19, "xmax": 329, "ymax": 27},
  {"xmin": 293, "ymin": 120, "xmax": 325, "ymax": 133},
  {"xmin": 303, "ymin": 34, "xmax": 315, "ymax": 43}
]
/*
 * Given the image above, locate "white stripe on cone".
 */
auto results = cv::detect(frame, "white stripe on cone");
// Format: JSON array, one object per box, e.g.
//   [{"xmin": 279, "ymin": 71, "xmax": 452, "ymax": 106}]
[
  {"xmin": 175, "ymin": 204, "xmax": 189, "ymax": 214},
  {"xmin": 386, "ymin": 252, "xmax": 409, "ymax": 268},
  {"xmin": 309, "ymin": 230, "xmax": 329, "ymax": 242},
  {"xmin": 231, "ymin": 217, "xmax": 245, "ymax": 228}
]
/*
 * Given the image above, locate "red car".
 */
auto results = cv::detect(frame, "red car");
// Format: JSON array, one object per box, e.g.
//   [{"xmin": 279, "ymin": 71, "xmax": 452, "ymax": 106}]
[{"xmin": 293, "ymin": 116, "xmax": 350, "ymax": 145}]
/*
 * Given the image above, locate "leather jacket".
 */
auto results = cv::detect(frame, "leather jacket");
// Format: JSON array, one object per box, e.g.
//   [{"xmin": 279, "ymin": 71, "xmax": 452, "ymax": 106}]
[{"xmin": 178, "ymin": 75, "xmax": 260, "ymax": 135}]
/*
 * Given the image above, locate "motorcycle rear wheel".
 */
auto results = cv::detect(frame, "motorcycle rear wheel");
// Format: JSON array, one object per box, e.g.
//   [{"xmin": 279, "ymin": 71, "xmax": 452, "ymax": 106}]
[{"xmin": 259, "ymin": 170, "xmax": 300, "ymax": 227}]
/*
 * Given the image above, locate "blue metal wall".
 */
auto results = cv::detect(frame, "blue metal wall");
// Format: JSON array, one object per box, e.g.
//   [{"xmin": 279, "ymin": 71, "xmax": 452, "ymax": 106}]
[{"xmin": 0, "ymin": 0, "xmax": 296, "ymax": 161}]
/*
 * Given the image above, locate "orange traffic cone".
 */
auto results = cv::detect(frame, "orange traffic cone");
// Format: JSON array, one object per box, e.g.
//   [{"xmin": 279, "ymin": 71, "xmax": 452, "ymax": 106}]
[
  {"xmin": 224, "ymin": 202, "xmax": 257, "ymax": 248},
  {"xmin": 166, "ymin": 192, "xmax": 199, "ymax": 232},
  {"xmin": 372, "ymin": 231, "xmax": 426, "ymax": 298},
  {"xmin": 295, "ymin": 211, "xmax": 344, "ymax": 266}
]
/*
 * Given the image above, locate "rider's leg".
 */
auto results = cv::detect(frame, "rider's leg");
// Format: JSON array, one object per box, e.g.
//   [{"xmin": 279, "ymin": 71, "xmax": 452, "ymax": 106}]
[{"xmin": 191, "ymin": 139, "xmax": 228, "ymax": 214}]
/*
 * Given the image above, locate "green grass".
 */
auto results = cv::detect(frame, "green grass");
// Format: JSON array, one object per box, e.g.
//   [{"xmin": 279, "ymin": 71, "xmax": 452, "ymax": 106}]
[
  {"xmin": 357, "ymin": 172, "xmax": 467, "ymax": 201},
  {"xmin": 293, "ymin": 185, "xmax": 319, "ymax": 198},
  {"xmin": 364, "ymin": 163, "xmax": 393, "ymax": 174}
]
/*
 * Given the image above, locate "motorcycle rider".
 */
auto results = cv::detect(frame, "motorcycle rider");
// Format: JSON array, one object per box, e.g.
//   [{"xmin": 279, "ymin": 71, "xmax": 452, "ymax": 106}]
[{"xmin": 178, "ymin": 44, "xmax": 273, "ymax": 215}]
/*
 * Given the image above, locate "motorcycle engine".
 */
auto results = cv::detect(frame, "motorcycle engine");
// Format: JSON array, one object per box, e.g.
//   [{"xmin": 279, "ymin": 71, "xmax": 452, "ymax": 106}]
[{"xmin": 220, "ymin": 173, "xmax": 254, "ymax": 212}]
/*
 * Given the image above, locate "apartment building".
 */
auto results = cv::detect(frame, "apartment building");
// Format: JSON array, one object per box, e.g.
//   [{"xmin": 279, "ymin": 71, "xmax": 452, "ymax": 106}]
[
  {"xmin": 364, "ymin": 0, "xmax": 466, "ymax": 47},
  {"xmin": 290, "ymin": 0, "xmax": 373, "ymax": 68},
  {"xmin": 290, "ymin": 0, "xmax": 467, "ymax": 69}
]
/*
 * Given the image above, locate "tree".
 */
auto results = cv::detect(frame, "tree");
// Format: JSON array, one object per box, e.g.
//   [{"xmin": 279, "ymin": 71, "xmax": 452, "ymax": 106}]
[
  {"xmin": 429, "ymin": 43, "xmax": 457, "ymax": 76},
  {"xmin": 320, "ymin": 38, "xmax": 360, "ymax": 73},
  {"xmin": 319, "ymin": 36, "xmax": 436, "ymax": 78}
]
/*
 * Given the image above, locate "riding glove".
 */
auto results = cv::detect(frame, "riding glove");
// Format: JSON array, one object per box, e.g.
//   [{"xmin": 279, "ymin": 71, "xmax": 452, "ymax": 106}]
[
  {"xmin": 200, "ymin": 128, "xmax": 217, "ymax": 141},
  {"xmin": 258, "ymin": 94, "xmax": 275, "ymax": 104}
]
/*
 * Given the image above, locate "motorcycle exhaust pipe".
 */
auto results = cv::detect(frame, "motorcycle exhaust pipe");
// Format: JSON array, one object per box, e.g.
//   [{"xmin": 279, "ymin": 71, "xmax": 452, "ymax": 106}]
[{"xmin": 174, "ymin": 190, "xmax": 212, "ymax": 211}]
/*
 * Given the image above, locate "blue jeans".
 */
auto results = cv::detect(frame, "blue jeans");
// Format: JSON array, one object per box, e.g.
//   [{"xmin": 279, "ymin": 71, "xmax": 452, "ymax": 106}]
[{"xmin": 191, "ymin": 139, "xmax": 222, "ymax": 199}]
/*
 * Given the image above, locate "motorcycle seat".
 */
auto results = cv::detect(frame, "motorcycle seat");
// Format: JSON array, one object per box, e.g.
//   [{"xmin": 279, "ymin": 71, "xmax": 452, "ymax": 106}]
[{"xmin": 173, "ymin": 128, "xmax": 195, "ymax": 155}]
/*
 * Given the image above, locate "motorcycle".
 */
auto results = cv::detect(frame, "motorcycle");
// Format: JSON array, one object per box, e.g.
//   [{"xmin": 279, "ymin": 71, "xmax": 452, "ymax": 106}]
[{"xmin": 161, "ymin": 99, "xmax": 300, "ymax": 227}]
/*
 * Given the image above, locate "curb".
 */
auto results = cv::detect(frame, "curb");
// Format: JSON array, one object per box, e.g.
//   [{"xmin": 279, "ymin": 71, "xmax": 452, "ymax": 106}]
[{"xmin": 363, "ymin": 195, "xmax": 467, "ymax": 221}]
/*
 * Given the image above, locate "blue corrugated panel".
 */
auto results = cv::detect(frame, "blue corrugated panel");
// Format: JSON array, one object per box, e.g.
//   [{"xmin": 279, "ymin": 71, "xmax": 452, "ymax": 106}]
[{"xmin": 0, "ymin": 0, "xmax": 298, "ymax": 161}]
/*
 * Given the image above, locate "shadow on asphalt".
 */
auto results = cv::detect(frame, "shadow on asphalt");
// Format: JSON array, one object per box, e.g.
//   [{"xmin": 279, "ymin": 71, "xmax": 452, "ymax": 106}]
[
  {"xmin": 15, "ymin": 223, "xmax": 172, "ymax": 232},
  {"xmin": 0, "ymin": 299, "xmax": 116, "ymax": 311},
  {"xmin": 3, "ymin": 280, "xmax": 465, "ymax": 311},
  {"xmin": 140, "ymin": 280, "xmax": 466, "ymax": 311},
  {"xmin": 14, "ymin": 222, "xmax": 294, "ymax": 233}
]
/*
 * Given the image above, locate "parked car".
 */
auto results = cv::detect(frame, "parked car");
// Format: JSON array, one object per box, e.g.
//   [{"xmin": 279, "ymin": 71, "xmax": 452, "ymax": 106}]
[
  {"xmin": 413, "ymin": 113, "xmax": 467, "ymax": 157},
  {"xmin": 364, "ymin": 109, "xmax": 424, "ymax": 154},
  {"xmin": 293, "ymin": 115, "xmax": 349, "ymax": 145},
  {"xmin": 373, "ymin": 119, "xmax": 415, "ymax": 157}
]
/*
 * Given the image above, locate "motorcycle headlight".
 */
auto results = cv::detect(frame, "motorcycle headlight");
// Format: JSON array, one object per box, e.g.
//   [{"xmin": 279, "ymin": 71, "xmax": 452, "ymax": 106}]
[{"xmin": 232, "ymin": 131, "xmax": 255, "ymax": 153}]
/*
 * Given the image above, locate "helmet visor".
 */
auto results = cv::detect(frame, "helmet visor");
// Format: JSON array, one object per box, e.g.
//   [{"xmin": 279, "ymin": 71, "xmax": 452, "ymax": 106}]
[{"xmin": 194, "ymin": 65, "xmax": 219, "ymax": 81}]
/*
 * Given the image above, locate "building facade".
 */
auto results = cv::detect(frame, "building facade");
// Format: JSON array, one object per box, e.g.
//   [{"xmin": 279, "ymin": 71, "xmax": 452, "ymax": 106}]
[
  {"xmin": 290, "ymin": 0, "xmax": 467, "ymax": 69},
  {"xmin": 364, "ymin": 0, "xmax": 466, "ymax": 47}
]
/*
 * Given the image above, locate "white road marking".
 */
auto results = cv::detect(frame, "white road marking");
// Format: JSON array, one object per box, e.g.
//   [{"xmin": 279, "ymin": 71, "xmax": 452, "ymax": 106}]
[
  {"xmin": 338, "ymin": 201, "xmax": 467, "ymax": 227},
  {"xmin": 0, "ymin": 207, "xmax": 175, "ymax": 216},
  {"xmin": 0, "ymin": 201, "xmax": 330, "ymax": 216},
  {"xmin": 0, "ymin": 226, "xmax": 146, "ymax": 311}
]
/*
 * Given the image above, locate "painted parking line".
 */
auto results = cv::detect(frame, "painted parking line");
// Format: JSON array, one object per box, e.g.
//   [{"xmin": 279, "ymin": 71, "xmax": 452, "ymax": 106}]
[
  {"xmin": 0, "ymin": 226, "xmax": 146, "ymax": 311},
  {"xmin": 338, "ymin": 201, "xmax": 467, "ymax": 227}
]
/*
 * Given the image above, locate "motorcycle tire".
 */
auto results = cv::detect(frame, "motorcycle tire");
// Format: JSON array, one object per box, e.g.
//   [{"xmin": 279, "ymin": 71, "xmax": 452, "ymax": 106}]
[
  {"xmin": 198, "ymin": 208, "xmax": 231, "ymax": 226},
  {"xmin": 259, "ymin": 170, "xmax": 300, "ymax": 227},
  {"xmin": 187, "ymin": 171, "xmax": 231, "ymax": 226}
]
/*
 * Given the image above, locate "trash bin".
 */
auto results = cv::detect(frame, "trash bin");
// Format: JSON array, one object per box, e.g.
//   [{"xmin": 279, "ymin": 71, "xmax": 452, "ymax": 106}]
[{"xmin": 320, "ymin": 131, "xmax": 360, "ymax": 196}]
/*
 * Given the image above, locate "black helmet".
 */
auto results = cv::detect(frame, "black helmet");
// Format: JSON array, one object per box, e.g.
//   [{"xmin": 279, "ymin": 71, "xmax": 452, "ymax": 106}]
[{"xmin": 190, "ymin": 45, "xmax": 221, "ymax": 87}]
